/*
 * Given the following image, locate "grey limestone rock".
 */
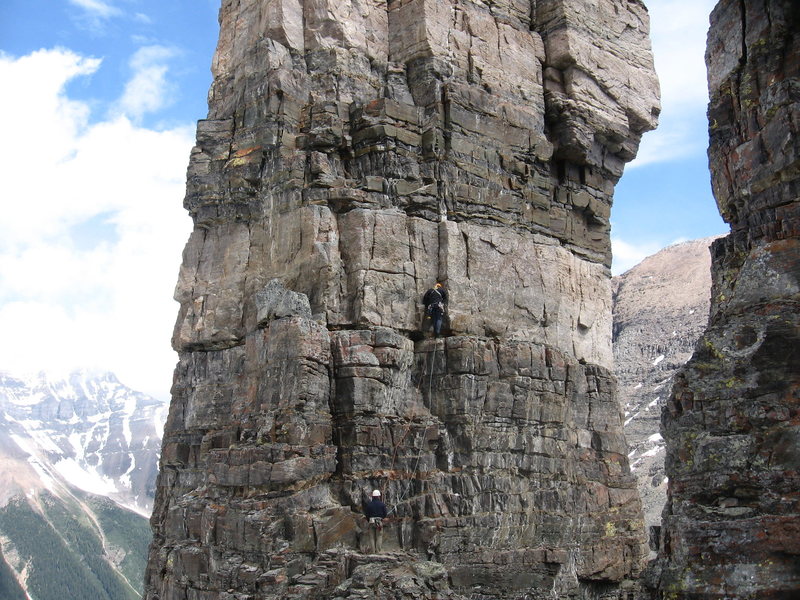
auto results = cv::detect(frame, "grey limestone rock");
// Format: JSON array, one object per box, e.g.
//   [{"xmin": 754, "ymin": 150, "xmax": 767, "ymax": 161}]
[
  {"xmin": 256, "ymin": 278, "xmax": 314, "ymax": 325},
  {"xmin": 146, "ymin": 1, "xmax": 661, "ymax": 598}
]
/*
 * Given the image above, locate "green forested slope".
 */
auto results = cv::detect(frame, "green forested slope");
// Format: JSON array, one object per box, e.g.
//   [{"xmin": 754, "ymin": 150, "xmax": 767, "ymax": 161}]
[
  {"xmin": 0, "ymin": 491, "xmax": 150, "ymax": 600},
  {"xmin": 85, "ymin": 493, "xmax": 152, "ymax": 593}
]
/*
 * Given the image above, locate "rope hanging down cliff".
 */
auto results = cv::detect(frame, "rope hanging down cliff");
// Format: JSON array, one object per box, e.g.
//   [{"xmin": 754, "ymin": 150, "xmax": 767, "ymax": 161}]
[{"xmin": 384, "ymin": 341, "xmax": 441, "ymax": 515}]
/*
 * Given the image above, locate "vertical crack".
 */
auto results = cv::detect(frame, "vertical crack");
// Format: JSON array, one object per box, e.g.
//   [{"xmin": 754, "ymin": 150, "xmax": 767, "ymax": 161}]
[
  {"xmin": 461, "ymin": 230, "xmax": 471, "ymax": 280},
  {"xmin": 733, "ymin": 0, "xmax": 749, "ymax": 129},
  {"xmin": 529, "ymin": 0, "xmax": 537, "ymax": 32},
  {"xmin": 738, "ymin": 0, "xmax": 748, "ymax": 71}
]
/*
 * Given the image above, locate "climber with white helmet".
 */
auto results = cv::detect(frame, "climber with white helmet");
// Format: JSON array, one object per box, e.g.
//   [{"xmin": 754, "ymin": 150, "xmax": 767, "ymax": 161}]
[{"xmin": 364, "ymin": 489, "xmax": 388, "ymax": 553}]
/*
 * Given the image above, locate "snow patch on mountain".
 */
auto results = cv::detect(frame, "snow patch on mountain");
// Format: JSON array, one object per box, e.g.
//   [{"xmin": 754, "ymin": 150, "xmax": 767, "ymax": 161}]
[
  {"xmin": 54, "ymin": 457, "xmax": 118, "ymax": 496},
  {"xmin": 9, "ymin": 434, "xmax": 58, "ymax": 493}
]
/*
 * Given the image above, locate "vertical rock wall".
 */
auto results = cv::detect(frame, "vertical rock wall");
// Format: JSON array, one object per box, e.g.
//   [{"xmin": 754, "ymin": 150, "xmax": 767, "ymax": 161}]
[
  {"xmin": 650, "ymin": 1, "xmax": 800, "ymax": 597},
  {"xmin": 145, "ymin": 1, "xmax": 659, "ymax": 598}
]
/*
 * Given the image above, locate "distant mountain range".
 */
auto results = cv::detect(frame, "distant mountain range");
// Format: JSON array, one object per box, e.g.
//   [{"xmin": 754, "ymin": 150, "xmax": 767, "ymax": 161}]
[
  {"xmin": 0, "ymin": 370, "xmax": 167, "ymax": 599},
  {"xmin": 613, "ymin": 237, "xmax": 719, "ymax": 532}
]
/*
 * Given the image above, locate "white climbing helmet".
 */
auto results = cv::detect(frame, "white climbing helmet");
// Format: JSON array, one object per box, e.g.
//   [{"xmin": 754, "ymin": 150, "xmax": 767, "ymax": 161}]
[{"xmin": 372, "ymin": 489, "xmax": 381, "ymax": 497}]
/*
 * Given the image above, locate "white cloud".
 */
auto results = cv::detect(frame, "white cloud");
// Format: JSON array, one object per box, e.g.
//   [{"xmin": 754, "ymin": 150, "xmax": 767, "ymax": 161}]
[
  {"xmin": 0, "ymin": 49, "xmax": 194, "ymax": 400},
  {"xmin": 0, "ymin": 50, "xmax": 100, "ymax": 216},
  {"xmin": 611, "ymin": 238, "xmax": 664, "ymax": 276},
  {"xmin": 115, "ymin": 45, "xmax": 179, "ymax": 121},
  {"xmin": 629, "ymin": 0, "xmax": 718, "ymax": 167},
  {"xmin": 628, "ymin": 114, "xmax": 708, "ymax": 168},
  {"xmin": 648, "ymin": 0, "xmax": 716, "ymax": 111},
  {"xmin": 69, "ymin": 0, "xmax": 121, "ymax": 19}
]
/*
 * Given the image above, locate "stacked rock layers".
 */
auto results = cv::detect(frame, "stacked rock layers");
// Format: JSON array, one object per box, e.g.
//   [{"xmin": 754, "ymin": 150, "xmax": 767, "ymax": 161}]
[
  {"xmin": 651, "ymin": 1, "xmax": 800, "ymax": 598},
  {"xmin": 145, "ymin": 1, "xmax": 660, "ymax": 598}
]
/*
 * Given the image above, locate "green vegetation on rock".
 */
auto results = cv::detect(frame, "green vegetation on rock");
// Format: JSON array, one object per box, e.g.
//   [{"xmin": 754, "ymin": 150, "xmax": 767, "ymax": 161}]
[{"xmin": 84, "ymin": 492, "xmax": 152, "ymax": 594}]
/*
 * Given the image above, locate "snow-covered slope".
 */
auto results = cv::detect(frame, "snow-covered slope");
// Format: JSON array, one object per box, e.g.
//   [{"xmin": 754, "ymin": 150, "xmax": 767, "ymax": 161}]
[{"xmin": 0, "ymin": 370, "xmax": 166, "ymax": 516}]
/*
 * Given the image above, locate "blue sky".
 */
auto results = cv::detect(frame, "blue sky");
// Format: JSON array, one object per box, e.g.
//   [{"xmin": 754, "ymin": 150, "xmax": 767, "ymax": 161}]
[
  {"xmin": 614, "ymin": 0, "xmax": 728, "ymax": 265},
  {"xmin": 0, "ymin": 0, "xmax": 218, "ymax": 128},
  {"xmin": 0, "ymin": 0, "xmax": 726, "ymax": 400}
]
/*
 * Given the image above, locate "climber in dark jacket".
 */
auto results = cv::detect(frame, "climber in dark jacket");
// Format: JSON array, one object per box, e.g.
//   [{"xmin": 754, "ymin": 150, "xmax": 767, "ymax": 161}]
[
  {"xmin": 423, "ymin": 282, "xmax": 448, "ymax": 336},
  {"xmin": 364, "ymin": 489, "xmax": 388, "ymax": 553}
]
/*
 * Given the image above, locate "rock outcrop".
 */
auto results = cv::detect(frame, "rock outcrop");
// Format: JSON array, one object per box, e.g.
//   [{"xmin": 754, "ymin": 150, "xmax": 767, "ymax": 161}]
[
  {"xmin": 649, "ymin": 1, "xmax": 800, "ymax": 597},
  {"xmin": 144, "ymin": 1, "xmax": 660, "ymax": 598},
  {"xmin": 612, "ymin": 238, "xmax": 716, "ymax": 534}
]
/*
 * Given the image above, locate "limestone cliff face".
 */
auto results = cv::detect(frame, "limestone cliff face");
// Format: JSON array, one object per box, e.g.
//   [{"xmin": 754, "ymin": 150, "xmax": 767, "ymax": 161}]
[
  {"xmin": 650, "ymin": 1, "xmax": 800, "ymax": 597},
  {"xmin": 144, "ymin": 1, "xmax": 659, "ymax": 598}
]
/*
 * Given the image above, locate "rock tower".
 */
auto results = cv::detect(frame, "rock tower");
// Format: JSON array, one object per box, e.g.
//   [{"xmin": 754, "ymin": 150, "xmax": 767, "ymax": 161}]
[
  {"xmin": 649, "ymin": 1, "xmax": 800, "ymax": 597},
  {"xmin": 144, "ymin": 1, "xmax": 659, "ymax": 598}
]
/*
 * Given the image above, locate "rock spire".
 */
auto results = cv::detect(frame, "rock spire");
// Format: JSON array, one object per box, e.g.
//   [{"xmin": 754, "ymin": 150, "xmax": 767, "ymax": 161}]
[{"xmin": 144, "ymin": 1, "xmax": 660, "ymax": 598}]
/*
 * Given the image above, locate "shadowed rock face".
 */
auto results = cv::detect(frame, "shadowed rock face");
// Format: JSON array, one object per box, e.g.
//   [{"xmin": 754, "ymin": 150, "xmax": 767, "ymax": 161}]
[
  {"xmin": 144, "ymin": 1, "xmax": 659, "ymax": 598},
  {"xmin": 649, "ymin": 1, "xmax": 800, "ymax": 597}
]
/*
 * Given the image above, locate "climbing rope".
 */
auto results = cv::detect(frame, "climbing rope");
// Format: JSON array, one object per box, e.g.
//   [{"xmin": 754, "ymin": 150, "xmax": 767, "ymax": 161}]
[{"xmin": 385, "ymin": 340, "xmax": 439, "ymax": 515}]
